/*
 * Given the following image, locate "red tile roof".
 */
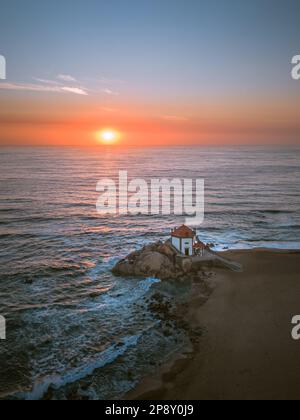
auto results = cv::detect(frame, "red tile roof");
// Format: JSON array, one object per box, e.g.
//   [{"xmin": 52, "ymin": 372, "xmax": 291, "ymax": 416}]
[
  {"xmin": 194, "ymin": 241, "xmax": 205, "ymax": 249},
  {"xmin": 171, "ymin": 225, "xmax": 195, "ymax": 238}
]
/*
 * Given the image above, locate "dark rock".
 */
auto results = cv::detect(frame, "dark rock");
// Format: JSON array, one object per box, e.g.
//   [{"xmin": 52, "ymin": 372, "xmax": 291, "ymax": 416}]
[
  {"xmin": 43, "ymin": 386, "xmax": 55, "ymax": 401},
  {"xmin": 112, "ymin": 240, "xmax": 214, "ymax": 282},
  {"xmin": 163, "ymin": 329, "xmax": 172, "ymax": 337},
  {"xmin": 66, "ymin": 385, "xmax": 80, "ymax": 400},
  {"xmin": 80, "ymin": 381, "xmax": 91, "ymax": 391},
  {"xmin": 127, "ymin": 370, "xmax": 134, "ymax": 380}
]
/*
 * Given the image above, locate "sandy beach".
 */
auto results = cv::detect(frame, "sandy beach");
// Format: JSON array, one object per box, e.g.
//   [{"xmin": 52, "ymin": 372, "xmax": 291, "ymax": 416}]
[{"xmin": 127, "ymin": 249, "xmax": 300, "ymax": 400}]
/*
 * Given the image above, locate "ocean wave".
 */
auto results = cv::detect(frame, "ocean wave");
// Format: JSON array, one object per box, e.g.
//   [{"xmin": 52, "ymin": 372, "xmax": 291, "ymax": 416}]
[
  {"xmin": 257, "ymin": 209, "xmax": 294, "ymax": 214},
  {"xmin": 98, "ymin": 277, "xmax": 160, "ymax": 309},
  {"xmin": 275, "ymin": 224, "xmax": 300, "ymax": 230},
  {"xmin": 1, "ymin": 146, "xmax": 300, "ymax": 400},
  {"xmin": 214, "ymin": 241, "xmax": 300, "ymax": 251},
  {"xmin": 18, "ymin": 333, "xmax": 141, "ymax": 400},
  {"xmin": 0, "ymin": 208, "xmax": 24, "ymax": 213}
]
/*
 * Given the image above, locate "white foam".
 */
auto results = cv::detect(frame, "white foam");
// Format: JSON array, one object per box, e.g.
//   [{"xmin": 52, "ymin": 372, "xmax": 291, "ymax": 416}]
[
  {"xmin": 19, "ymin": 333, "xmax": 141, "ymax": 400},
  {"xmin": 214, "ymin": 241, "xmax": 300, "ymax": 251}
]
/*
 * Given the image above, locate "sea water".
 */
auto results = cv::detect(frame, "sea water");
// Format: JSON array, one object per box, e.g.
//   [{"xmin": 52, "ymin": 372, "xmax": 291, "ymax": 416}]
[{"xmin": 0, "ymin": 145, "xmax": 299, "ymax": 399}]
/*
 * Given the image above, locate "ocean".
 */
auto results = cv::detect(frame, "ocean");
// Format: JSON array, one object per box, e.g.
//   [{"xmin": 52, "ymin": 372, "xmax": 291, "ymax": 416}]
[{"xmin": 0, "ymin": 145, "xmax": 299, "ymax": 399}]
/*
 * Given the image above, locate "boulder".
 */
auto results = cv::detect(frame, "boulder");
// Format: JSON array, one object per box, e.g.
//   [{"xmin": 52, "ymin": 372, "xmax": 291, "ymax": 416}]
[
  {"xmin": 112, "ymin": 240, "xmax": 210, "ymax": 282},
  {"xmin": 181, "ymin": 258, "xmax": 193, "ymax": 273},
  {"xmin": 157, "ymin": 242, "xmax": 176, "ymax": 259},
  {"xmin": 112, "ymin": 259, "xmax": 135, "ymax": 276},
  {"xmin": 134, "ymin": 251, "xmax": 174, "ymax": 277}
]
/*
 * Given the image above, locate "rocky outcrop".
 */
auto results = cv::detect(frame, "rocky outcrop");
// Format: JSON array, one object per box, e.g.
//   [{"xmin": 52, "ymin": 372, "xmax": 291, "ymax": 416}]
[
  {"xmin": 112, "ymin": 241, "xmax": 179, "ymax": 280},
  {"xmin": 112, "ymin": 240, "xmax": 203, "ymax": 281},
  {"xmin": 112, "ymin": 240, "xmax": 240, "ymax": 281}
]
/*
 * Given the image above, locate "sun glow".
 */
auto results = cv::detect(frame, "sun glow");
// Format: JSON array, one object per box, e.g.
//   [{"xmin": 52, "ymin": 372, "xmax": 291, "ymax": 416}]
[{"xmin": 97, "ymin": 129, "xmax": 120, "ymax": 145}]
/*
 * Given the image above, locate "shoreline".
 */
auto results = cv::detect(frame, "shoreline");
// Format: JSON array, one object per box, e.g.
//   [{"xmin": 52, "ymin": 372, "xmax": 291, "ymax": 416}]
[{"xmin": 125, "ymin": 248, "xmax": 300, "ymax": 400}]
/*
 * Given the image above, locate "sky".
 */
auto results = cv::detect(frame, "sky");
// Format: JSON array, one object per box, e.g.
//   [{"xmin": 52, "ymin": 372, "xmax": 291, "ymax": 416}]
[{"xmin": 0, "ymin": 0, "xmax": 299, "ymax": 146}]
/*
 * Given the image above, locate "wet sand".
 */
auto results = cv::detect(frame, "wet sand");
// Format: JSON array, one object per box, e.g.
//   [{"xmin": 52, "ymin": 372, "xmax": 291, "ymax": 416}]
[{"xmin": 126, "ymin": 249, "xmax": 300, "ymax": 400}]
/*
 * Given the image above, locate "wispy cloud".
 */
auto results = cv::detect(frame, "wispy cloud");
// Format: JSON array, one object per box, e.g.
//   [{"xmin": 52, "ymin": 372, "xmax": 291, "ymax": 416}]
[
  {"xmin": 0, "ymin": 82, "xmax": 88, "ymax": 96},
  {"xmin": 57, "ymin": 74, "xmax": 77, "ymax": 82},
  {"xmin": 102, "ymin": 88, "xmax": 119, "ymax": 96},
  {"xmin": 33, "ymin": 78, "xmax": 62, "ymax": 85},
  {"xmin": 0, "ymin": 82, "xmax": 60, "ymax": 93},
  {"xmin": 1, "ymin": 73, "xmax": 120, "ymax": 97},
  {"xmin": 61, "ymin": 87, "xmax": 88, "ymax": 95}
]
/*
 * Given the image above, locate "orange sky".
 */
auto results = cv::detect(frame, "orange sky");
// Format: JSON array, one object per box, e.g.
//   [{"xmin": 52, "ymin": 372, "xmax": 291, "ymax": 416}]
[
  {"xmin": 0, "ymin": 91, "xmax": 299, "ymax": 147},
  {"xmin": 1, "ymin": 1, "xmax": 299, "ymax": 147}
]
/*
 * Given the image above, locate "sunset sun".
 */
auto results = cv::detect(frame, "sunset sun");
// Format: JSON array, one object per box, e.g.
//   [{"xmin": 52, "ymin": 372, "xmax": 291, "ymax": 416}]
[{"xmin": 97, "ymin": 129, "xmax": 120, "ymax": 145}]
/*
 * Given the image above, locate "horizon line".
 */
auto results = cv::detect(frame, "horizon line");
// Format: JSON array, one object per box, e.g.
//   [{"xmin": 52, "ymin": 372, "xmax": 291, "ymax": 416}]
[{"xmin": 0, "ymin": 143, "xmax": 299, "ymax": 149}]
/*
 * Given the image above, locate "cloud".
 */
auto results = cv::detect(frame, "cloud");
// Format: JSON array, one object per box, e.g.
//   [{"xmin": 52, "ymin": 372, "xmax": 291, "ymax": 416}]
[
  {"xmin": 61, "ymin": 87, "xmax": 88, "ymax": 95},
  {"xmin": 57, "ymin": 74, "xmax": 77, "ymax": 82},
  {"xmin": 0, "ymin": 82, "xmax": 88, "ymax": 96},
  {"xmin": 28, "ymin": 75, "xmax": 121, "ymax": 96},
  {"xmin": 102, "ymin": 88, "xmax": 119, "ymax": 96},
  {"xmin": 0, "ymin": 82, "xmax": 60, "ymax": 93},
  {"xmin": 33, "ymin": 78, "xmax": 62, "ymax": 85}
]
